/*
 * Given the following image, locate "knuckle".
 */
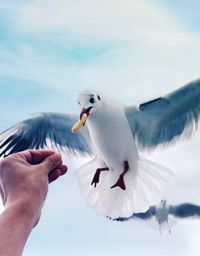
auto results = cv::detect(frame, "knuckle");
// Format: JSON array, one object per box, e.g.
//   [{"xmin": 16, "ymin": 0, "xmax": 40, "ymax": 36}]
[
  {"xmin": 46, "ymin": 156, "xmax": 56, "ymax": 169},
  {"xmin": 0, "ymin": 157, "xmax": 11, "ymax": 170}
]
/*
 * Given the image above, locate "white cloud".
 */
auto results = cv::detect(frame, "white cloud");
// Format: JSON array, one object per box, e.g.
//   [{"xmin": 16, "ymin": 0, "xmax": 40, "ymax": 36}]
[
  {"xmin": 0, "ymin": 0, "xmax": 200, "ymax": 102},
  {"xmin": 13, "ymin": 0, "xmax": 198, "ymax": 46}
]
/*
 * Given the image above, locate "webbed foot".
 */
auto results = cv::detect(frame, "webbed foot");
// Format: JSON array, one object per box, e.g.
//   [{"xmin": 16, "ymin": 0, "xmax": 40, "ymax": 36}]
[
  {"xmin": 91, "ymin": 169, "xmax": 101, "ymax": 187},
  {"xmin": 91, "ymin": 167, "xmax": 109, "ymax": 188},
  {"xmin": 110, "ymin": 174, "xmax": 126, "ymax": 190},
  {"xmin": 110, "ymin": 161, "xmax": 129, "ymax": 191}
]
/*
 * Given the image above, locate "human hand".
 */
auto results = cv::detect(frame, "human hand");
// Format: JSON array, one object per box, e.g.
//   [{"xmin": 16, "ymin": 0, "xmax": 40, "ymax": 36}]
[{"xmin": 0, "ymin": 149, "xmax": 67, "ymax": 227}]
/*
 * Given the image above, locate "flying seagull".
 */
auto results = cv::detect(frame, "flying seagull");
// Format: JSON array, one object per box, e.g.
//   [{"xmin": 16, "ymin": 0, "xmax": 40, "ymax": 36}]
[
  {"xmin": 0, "ymin": 79, "xmax": 200, "ymax": 218},
  {"xmin": 115, "ymin": 200, "xmax": 200, "ymax": 234}
]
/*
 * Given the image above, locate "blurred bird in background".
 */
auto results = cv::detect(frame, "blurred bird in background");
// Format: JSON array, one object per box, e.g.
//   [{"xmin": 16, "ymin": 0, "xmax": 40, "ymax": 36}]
[{"xmin": 116, "ymin": 200, "xmax": 200, "ymax": 234}]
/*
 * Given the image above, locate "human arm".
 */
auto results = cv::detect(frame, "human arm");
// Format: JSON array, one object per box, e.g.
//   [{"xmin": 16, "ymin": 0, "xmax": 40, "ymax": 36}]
[{"xmin": 0, "ymin": 149, "xmax": 67, "ymax": 256}]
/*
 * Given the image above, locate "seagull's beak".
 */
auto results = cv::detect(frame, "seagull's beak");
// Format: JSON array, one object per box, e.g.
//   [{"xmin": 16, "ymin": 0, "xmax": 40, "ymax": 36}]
[
  {"xmin": 80, "ymin": 107, "xmax": 92, "ymax": 123},
  {"xmin": 71, "ymin": 107, "xmax": 92, "ymax": 133}
]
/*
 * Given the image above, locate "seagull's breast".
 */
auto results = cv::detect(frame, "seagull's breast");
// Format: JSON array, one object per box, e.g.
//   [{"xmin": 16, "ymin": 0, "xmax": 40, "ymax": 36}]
[
  {"xmin": 87, "ymin": 102, "xmax": 138, "ymax": 171},
  {"xmin": 155, "ymin": 206, "xmax": 169, "ymax": 222}
]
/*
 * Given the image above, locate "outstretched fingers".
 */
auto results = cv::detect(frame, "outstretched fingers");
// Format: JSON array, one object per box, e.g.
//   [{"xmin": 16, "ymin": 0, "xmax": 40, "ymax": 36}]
[
  {"xmin": 16, "ymin": 149, "xmax": 57, "ymax": 164},
  {"xmin": 14, "ymin": 149, "xmax": 68, "ymax": 182},
  {"xmin": 48, "ymin": 164, "xmax": 68, "ymax": 183}
]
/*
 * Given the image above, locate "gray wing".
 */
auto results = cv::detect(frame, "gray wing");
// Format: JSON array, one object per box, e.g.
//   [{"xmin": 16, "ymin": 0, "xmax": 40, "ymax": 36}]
[
  {"xmin": 169, "ymin": 203, "xmax": 200, "ymax": 218},
  {"xmin": 125, "ymin": 79, "xmax": 200, "ymax": 150},
  {"xmin": 114, "ymin": 207, "xmax": 156, "ymax": 221},
  {"xmin": 0, "ymin": 112, "xmax": 93, "ymax": 157}
]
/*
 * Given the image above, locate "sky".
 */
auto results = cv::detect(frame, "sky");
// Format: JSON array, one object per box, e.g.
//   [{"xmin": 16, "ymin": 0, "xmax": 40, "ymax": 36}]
[{"xmin": 0, "ymin": 0, "xmax": 200, "ymax": 255}]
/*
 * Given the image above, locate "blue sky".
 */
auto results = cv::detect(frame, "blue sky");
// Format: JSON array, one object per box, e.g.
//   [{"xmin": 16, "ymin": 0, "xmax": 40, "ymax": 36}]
[{"xmin": 0, "ymin": 0, "xmax": 200, "ymax": 255}]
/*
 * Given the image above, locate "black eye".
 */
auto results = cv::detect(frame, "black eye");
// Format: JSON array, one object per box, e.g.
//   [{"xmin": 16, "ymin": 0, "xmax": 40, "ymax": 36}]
[
  {"xmin": 89, "ymin": 97, "xmax": 95, "ymax": 104},
  {"xmin": 97, "ymin": 95, "xmax": 101, "ymax": 100}
]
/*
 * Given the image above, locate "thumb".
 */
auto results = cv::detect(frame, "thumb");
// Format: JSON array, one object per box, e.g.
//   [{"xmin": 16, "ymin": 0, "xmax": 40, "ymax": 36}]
[{"xmin": 39, "ymin": 153, "xmax": 62, "ymax": 174}]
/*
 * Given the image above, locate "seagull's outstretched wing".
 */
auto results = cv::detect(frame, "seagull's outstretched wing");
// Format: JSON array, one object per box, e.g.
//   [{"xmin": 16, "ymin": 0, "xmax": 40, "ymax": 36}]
[
  {"xmin": 169, "ymin": 203, "xmax": 200, "ymax": 218},
  {"xmin": 125, "ymin": 79, "xmax": 200, "ymax": 150},
  {"xmin": 0, "ymin": 113, "xmax": 93, "ymax": 157},
  {"xmin": 114, "ymin": 206, "xmax": 156, "ymax": 221},
  {"xmin": 115, "ymin": 203, "xmax": 200, "ymax": 221}
]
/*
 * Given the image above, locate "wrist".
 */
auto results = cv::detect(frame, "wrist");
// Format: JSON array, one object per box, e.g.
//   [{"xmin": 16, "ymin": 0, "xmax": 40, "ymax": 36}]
[
  {"xmin": 0, "ymin": 199, "xmax": 38, "ymax": 256},
  {"xmin": 4, "ymin": 198, "xmax": 40, "ymax": 228}
]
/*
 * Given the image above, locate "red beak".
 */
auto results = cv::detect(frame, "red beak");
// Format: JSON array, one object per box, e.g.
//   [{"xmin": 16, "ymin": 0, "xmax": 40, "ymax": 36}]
[{"xmin": 80, "ymin": 107, "xmax": 93, "ymax": 125}]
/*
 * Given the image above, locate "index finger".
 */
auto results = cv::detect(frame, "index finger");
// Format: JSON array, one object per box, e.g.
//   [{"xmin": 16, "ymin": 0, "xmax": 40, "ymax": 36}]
[{"xmin": 16, "ymin": 149, "xmax": 57, "ymax": 164}]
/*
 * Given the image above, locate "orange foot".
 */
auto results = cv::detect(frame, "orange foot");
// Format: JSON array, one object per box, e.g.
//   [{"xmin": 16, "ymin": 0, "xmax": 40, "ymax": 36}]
[
  {"xmin": 91, "ymin": 167, "xmax": 109, "ymax": 188},
  {"xmin": 110, "ymin": 174, "xmax": 126, "ymax": 190},
  {"xmin": 110, "ymin": 161, "xmax": 129, "ymax": 190},
  {"xmin": 91, "ymin": 169, "xmax": 101, "ymax": 187}
]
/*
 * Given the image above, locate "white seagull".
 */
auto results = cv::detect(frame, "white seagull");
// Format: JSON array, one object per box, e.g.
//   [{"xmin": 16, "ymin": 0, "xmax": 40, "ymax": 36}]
[
  {"xmin": 116, "ymin": 200, "xmax": 200, "ymax": 234},
  {"xmin": 0, "ymin": 79, "xmax": 200, "ymax": 218}
]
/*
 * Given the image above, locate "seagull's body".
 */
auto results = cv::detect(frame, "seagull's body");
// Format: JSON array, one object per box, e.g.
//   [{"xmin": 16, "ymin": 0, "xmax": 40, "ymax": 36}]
[
  {"xmin": 76, "ymin": 91, "xmax": 173, "ymax": 218},
  {"xmin": 155, "ymin": 200, "xmax": 169, "ymax": 223},
  {"xmin": 87, "ymin": 94, "xmax": 138, "ymax": 185},
  {"xmin": 155, "ymin": 200, "xmax": 172, "ymax": 234},
  {"xmin": 0, "ymin": 78, "xmax": 200, "ymax": 218}
]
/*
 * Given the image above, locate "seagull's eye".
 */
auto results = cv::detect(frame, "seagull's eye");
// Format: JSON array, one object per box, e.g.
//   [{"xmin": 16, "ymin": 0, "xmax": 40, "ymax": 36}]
[
  {"xmin": 89, "ymin": 97, "xmax": 95, "ymax": 104},
  {"xmin": 78, "ymin": 101, "xmax": 81, "ymax": 105},
  {"xmin": 97, "ymin": 95, "xmax": 101, "ymax": 100}
]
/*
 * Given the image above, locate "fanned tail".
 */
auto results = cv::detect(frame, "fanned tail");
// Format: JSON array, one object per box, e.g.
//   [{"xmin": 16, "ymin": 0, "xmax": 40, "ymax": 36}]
[{"xmin": 76, "ymin": 157, "xmax": 174, "ymax": 219}]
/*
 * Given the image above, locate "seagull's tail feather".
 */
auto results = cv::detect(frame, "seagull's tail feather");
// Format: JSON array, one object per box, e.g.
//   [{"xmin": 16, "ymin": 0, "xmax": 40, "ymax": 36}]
[{"xmin": 76, "ymin": 157, "xmax": 174, "ymax": 219}]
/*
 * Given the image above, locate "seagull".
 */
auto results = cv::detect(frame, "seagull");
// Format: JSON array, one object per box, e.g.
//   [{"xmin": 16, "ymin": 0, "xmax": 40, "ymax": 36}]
[
  {"xmin": 115, "ymin": 200, "xmax": 200, "ymax": 234},
  {"xmin": 0, "ymin": 79, "xmax": 200, "ymax": 218}
]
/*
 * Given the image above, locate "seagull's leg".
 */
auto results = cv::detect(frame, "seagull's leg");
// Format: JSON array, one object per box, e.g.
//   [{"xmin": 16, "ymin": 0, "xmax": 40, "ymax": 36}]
[
  {"xmin": 159, "ymin": 221, "xmax": 162, "ymax": 235},
  {"xmin": 91, "ymin": 167, "xmax": 109, "ymax": 188},
  {"xmin": 110, "ymin": 161, "xmax": 129, "ymax": 190},
  {"xmin": 166, "ymin": 219, "xmax": 172, "ymax": 234}
]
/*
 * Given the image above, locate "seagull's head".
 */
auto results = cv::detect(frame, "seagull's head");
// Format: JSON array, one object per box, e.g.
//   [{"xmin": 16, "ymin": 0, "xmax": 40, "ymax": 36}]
[
  {"xmin": 160, "ymin": 200, "xmax": 167, "ymax": 207},
  {"xmin": 77, "ymin": 90, "xmax": 102, "ymax": 124}
]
